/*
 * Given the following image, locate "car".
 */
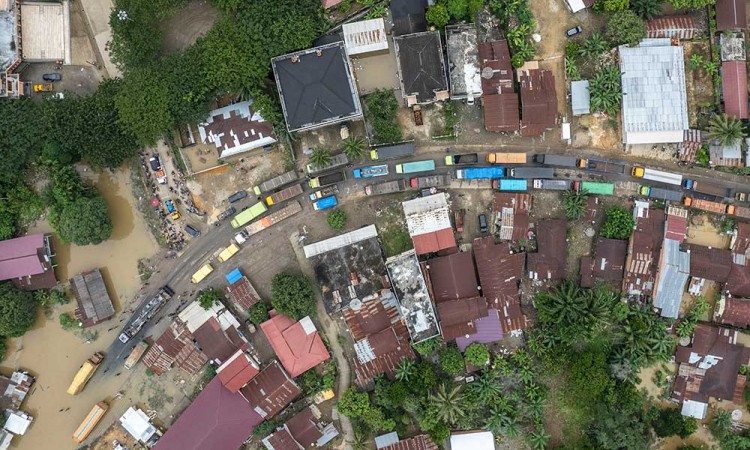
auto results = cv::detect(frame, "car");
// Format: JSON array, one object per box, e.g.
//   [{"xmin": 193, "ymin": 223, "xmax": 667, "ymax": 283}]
[
  {"xmin": 33, "ymin": 83, "xmax": 53, "ymax": 93},
  {"xmin": 566, "ymin": 26, "xmax": 583, "ymax": 37},
  {"xmin": 479, "ymin": 214, "xmax": 488, "ymax": 233},
  {"xmin": 149, "ymin": 155, "xmax": 161, "ymax": 171},
  {"xmin": 42, "ymin": 73, "xmax": 62, "ymax": 82},
  {"xmin": 185, "ymin": 224, "xmax": 201, "ymax": 237}
]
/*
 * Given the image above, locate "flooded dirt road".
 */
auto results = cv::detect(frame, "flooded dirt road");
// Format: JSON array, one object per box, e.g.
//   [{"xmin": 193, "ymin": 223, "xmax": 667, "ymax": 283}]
[{"xmin": 3, "ymin": 168, "xmax": 159, "ymax": 450}]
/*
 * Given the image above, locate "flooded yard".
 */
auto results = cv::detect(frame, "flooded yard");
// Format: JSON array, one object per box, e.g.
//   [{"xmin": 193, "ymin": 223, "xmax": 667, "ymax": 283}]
[
  {"xmin": 4, "ymin": 167, "xmax": 160, "ymax": 450},
  {"xmin": 686, "ymin": 213, "xmax": 731, "ymax": 249}
]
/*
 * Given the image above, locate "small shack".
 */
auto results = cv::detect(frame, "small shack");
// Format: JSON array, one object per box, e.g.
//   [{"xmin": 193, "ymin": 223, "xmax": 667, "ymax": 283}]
[{"xmin": 71, "ymin": 268, "xmax": 115, "ymax": 327}]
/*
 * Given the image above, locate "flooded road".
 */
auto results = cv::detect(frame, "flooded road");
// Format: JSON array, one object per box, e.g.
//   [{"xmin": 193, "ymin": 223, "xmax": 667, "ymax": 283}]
[{"xmin": 3, "ymin": 167, "xmax": 160, "ymax": 450}]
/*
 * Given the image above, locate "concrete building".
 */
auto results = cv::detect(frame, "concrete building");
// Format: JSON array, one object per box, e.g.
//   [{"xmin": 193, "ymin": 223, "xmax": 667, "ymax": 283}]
[
  {"xmin": 385, "ymin": 250, "xmax": 440, "ymax": 343},
  {"xmin": 394, "ymin": 31, "xmax": 449, "ymax": 106},
  {"xmin": 198, "ymin": 100, "xmax": 276, "ymax": 159},
  {"xmin": 402, "ymin": 193, "xmax": 457, "ymax": 255},
  {"xmin": 446, "ymin": 25, "xmax": 481, "ymax": 101}
]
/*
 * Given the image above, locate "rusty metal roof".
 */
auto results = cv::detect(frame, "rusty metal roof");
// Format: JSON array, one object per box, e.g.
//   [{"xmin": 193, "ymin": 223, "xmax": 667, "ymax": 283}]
[
  {"xmin": 425, "ymin": 252, "xmax": 479, "ymax": 302},
  {"xmin": 518, "ymin": 68, "xmax": 557, "ymax": 136},
  {"xmin": 716, "ymin": 0, "xmax": 746, "ymax": 30},
  {"xmin": 240, "ymin": 361, "xmax": 301, "ymax": 420},
  {"xmin": 721, "ymin": 61, "xmax": 749, "ymax": 119},
  {"xmin": 646, "ymin": 15, "xmax": 699, "ymax": 39}
]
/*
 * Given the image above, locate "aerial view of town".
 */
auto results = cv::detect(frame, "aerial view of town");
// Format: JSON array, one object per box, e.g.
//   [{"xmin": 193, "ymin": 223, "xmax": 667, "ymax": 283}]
[{"xmin": 0, "ymin": 0, "xmax": 749, "ymax": 448}]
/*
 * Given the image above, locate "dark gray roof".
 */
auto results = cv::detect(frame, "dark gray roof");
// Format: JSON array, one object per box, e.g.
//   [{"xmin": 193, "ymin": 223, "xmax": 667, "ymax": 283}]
[
  {"xmin": 394, "ymin": 31, "xmax": 449, "ymax": 104},
  {"xmin": 389, "ymin": 0, "xmax": 427, "ymax": 36},
  {"xmin": 71, "ymin": 268, "xmax": 115, "ymax": 327},
  {"xmin": 272, "ymin": 42, "xmax": 362, "ymax": 132}
]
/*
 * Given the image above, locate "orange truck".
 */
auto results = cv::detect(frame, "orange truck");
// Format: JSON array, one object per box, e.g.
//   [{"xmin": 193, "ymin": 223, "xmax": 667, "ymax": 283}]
[
  {"xmin": 683, "ymin": 197, "xmax": 734, "ymax": 215},
  {"xmin": 486, "ymin": 152, "xmax": 527, "ymax": 164},
  {"xmin": 73, "ymin": 401, "xmax": 108, "ymax": 443}
]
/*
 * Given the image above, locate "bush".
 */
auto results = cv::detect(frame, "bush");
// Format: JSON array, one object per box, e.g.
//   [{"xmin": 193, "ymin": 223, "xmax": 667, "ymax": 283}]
[
  {"xmin": 594, "ymin": 0, "xmax": 629, "ymax": 11},
  {"xmin": 248, "ymin": 302, "xmax": 271, "ymax": 325},
  {"xmin": 413, "ymin": 336, "xmax": 441, "ymax": 356},
  {"xmin": 0, "ymin": 283, "xmax": 38, "ymax": 337},
  {"xmin": 197, "ymin": 288, "xmax": 221, "ymax": 310},
  {"xmin": 271, "ymin": 272, "xmax": 316, "ymax": 320},
  {"xmin": 59, "ymin": 312, "xmax": 81, "ymax": 330},
  {"xmin": 440, "ymin": 346, "xmax": 464, "ymax": 375},
  {"xmin": 365, "ymin": 89, "xmax": 402, "ymax": 144},
  {"xmin": 464, "ymin": 343, "xmax": 490, "ymax": 366},
  {"xmin": 600, "ymin": 206, "xmax": 635, "ymax": 240},
  {"xmin": 605, "ymin": 10, "xmax": 647, "ymax": 46},
  {"xmin": 653, "ymin": 407, "xmax": 697, "ymax": 438},
  {"xmin": 327, "ymin": 209, "xmax": 347, "ymax": 231},
  {"xmin": 426, "ymin": 4, "xmax": 450, "ymax": 28}
]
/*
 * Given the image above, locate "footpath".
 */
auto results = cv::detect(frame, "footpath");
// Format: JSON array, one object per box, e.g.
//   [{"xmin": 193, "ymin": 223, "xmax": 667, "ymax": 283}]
[{"xmin": 78, "ymin": 0, "xmax": 121, "ymax": 78}]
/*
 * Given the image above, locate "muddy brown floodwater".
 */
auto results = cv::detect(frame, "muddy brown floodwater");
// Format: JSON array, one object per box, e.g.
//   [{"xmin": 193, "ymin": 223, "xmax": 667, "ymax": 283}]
[{"xmin": 2, "ymin": 168, "xmax": 159, "ymax": 450}]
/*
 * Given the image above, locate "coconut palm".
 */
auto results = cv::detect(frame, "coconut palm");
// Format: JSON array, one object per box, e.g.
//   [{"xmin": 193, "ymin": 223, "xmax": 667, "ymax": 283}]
[
  {"xmin": 526, "ymin": 427, "xmax": 551, "ymax": 450},
  {"xmin": 395, "ymin": 358, "xmax": 415, "ymax": 381},
  {"xmin": 579, "ymin": 32, "xmax": 609, "ymax": 58},
  {"xmin": 562, "ymin": 188, "xmax": 589, "ymax": 220},
  {"xmin": 707, "ymin": 114, "xmax": 745, "ymax": 146},
  {"xmin": 631, "ymin": 0, "xmax": 663, "ymax": 20},
  {"xmin": 348, "ymin": 433, "xmax": 369, "ymax": 450},
  {"xmin": 472, "ymin": 373, "xmax": 502, "ymax": 403},
  {"xmin": 429, "ymin": 384, "xmax": 465, "ymax": 426},
  {"xmin": 503, "ymin": 420, "xmax": 520, "ymax": 439},
  {"xmin": 343, "ymin": 136, "xmax": 367, "ymax": 160},
  {"xmin": 309, "ymin": 148, "xmax": 332, "ymax": 170}
]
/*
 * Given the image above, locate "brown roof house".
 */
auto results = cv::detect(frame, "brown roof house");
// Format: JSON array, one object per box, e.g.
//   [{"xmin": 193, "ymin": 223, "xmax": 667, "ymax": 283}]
[
  {"xmin": 715, "ymin": 0, "xmax": 747, "ymax": 31},
  {"xmin": 142, "ymin": 321, "xmax": 208, "ymax": 376},
  {"xmin": 517, "ymin": 65, "xmax": 557, "ymax": 137},
  {"xmin": 527, "ymin": 219, "xmax": 567, "ymax": 282},
  {"xmin": 727, "ymin": 223, "xmax": 750, "ymax": 297},
  {"xmin": 262, "ymin": 405, "xmax": 339, "ymax": 450},
  {"xmin": 580, "ymin": 238, "xmax": 628, "ymax": 288},
  {"xmin": 493, "ymin": 193, "xmax": 530, "ymax": 241},
  {"xmin": 225, "ymin": 268, "xmax": 261, "ymax": 312},
  {"xmin": 198, "ymin": 100, "xmax": 276, "ymax": 159},
  {"xmin": 343, "ymin": 293, "xmax": 416, "ymax": 386},
  {"xmin": 623, "ymin": 201, "xmax": 665, "ymax": 298},
  {"xmin": 240, "ymin": 361, "xmax": 302, "ymax": 420},
  {"xmin": 0, "ymin": 234, "xmax": 56, "ymax": 290},
  {"xmin": 70, "ymin": 268, "xmax": 115, "ymax": 327},
  {"xmin": 402, "ymin": 193, "xmax": 457, "ymax": 255},
  {"xmin": 478, "ymin": 40, "xmax": 519, "ymax": 133},
  {"xmin": 672, "ymin": 324, "xmax": 750, "ymax": 419},
  {"xmin": 686, "ymin": 244, "xmax": 732, "ymax": 295},
  {"xmin": 714, "ymin": 296, "xmax": 750, "ymax": 328},
  {"xmin": 473, "ymin": 236, "xmax": 527, "ymax": 336}
]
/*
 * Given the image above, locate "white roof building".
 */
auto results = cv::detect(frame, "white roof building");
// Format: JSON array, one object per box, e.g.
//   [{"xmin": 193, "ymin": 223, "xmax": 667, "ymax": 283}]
[
  {"xmin": 119, "ymin": 407, "xmax": 157, "ymax": 443},
  {"xmin": 619, "ymin": 39, "xmax": 689, "ymax": 144},
  {"xmin": 198, "ymin": 100, "xmax": 276, "ymax": 159},
  {"xmin": 3, "ymin": 410, "xmax": 31, "ymax": 436},
  {"xmin": 450, "ymin": 431, "xmax": 495, "ymax": 450},
  {"xmin": 178, "ymin": 300, "xmax": 241, "ymax": 333},
  {"xmin": 343, "ymin": 18, "xmax": 388, "ymax": 55},
  {"xmin": 571, "ymin": 80, "xmax": 590, "ymax": 115},
  {"xmin": 402, "ymin": 193, "xmax": 452, "ymax": 236}
]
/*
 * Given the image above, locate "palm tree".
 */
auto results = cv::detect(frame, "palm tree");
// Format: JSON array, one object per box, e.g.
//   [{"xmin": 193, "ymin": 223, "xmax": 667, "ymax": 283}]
[
  {"xmin": 473, "ymin": 373, "xmax": 502, "ymax": 403},
  {"xmin": 502, "ymin": 420, "xmax": 520, "ymax": 439},
  {"xmin": 395, "ymin": 358, "xmax": 415, "ymax": 381},
  {"xmin": 429, "ymin": 384, "xmax": 465, "ymax": 426},
  {"xmin": 343, "ymin": 136, "xmax": 367, "ymax": 160},
  {"xmin": 526, "ymin": 427, "xmax": 550, "ymax": 450},
  {"xmin": 631, "ymin": 0, "xmax": 663, "ymax": 20},
  {"xmin": 348, "ymin": 433, "xmax": 369, "ymax": 450},
  {"xmin": 578, "ymin": 32, "xmax": 609, "ymax": 58},
  {"xmin": 708, "ymin": 114, "xmax": 745, "ymax": 147},
  {"xmin": 562, "ymin": 188, "xmax": 588, "ymax": 220},
  {"xmin": 309, "ymin": 148, "xmax": 332, "ymax": 170}
]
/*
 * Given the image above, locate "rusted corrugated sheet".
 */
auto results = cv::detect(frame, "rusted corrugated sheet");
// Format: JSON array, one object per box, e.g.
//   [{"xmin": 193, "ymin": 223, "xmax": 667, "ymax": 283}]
[
  {"xmin": 716, "ymin": 0, "xmax": 746, "ymax": 31},
  {"xmin": 646, "ymin": 16, "xmax": 698, "ymax": 39},
  {"xmin": 722, "ymin": 61, "xmax": 749, "ymax": 119}
]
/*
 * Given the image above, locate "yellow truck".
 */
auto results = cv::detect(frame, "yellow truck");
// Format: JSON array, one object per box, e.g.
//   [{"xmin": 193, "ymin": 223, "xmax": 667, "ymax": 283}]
[
  {"xmin": 486, "ymin": 152, "xmax": 527, "ymax": 164},
  {"xmin": 73, "ymin": 401, "xmax": 108, "ymax": 443},
  {"xmin": 33, "ymin": 83, "xmax": 53, "ymax": 93},
  {"xmin": 67, "ymin": 352, "xmax": 104, "ymax": 395},
  {"xmin": 191, "ymin": 263, "xmax": 214, "ymax": 284},
  {"xmin": 217, "ymin": 243, "xmax": 240, "ymax": 263}
]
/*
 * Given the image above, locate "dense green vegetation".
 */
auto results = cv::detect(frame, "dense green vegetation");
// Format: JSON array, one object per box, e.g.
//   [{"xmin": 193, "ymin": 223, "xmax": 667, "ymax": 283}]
[
  {"xmin": 0, "ymin": 283, "xmax": 38, "ymax": 338},
  {"xmin": 327, "ymin": 209, "xmax": 347, "ymax": 231},
  {"xmin": 600, "ymin": 206, "xmax": 635, "ymax": 240},
  {"xmin": 490, "ymin": 0, "xmax": 536, "ymax": 68},
  {"xmin": 197, "ymin": 288, "xmax": 221, "ymax": 310},
  {"xmin": 563, "ymin": 188, "xmax": 589, "ymax": 220},
  {"xmin": 270, "ymin": 272, "xmax": 316, "ymax": 320},
  {"xmin": 364, "ymin": 90, "xmax": 402, "ymax": 144},
  {"xmin": 248, "ymin": 302, "xmax": 271, "ymax": 325}
]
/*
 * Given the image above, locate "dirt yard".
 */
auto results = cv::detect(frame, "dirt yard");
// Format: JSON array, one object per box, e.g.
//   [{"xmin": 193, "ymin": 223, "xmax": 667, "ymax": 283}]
[
  {"xmin": 685, "ymin": 213, "xmax": 731, "ymax": 249},
  {"xmin": 160, "ymin": 0, "xmax": 219, "ymax": 54}
]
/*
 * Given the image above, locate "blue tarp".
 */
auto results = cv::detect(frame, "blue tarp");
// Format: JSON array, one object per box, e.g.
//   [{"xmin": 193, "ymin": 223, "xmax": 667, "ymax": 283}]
[
  {"xmin": 498, "ymin": 179, "xmax": 527, "ymax": 191},
  {"xmin": 457, "ymin": 167, "xmax": 504, "ymax": 179},
  {"xmin": 225, "ymin": 268, "xmax": 243, "ymax": 285}
]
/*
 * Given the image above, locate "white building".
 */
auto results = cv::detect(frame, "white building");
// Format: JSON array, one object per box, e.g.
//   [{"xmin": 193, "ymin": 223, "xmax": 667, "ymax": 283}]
[
  {"xmin": 198, "ymin": 100, "xmax": 276, "ymax": 159},
  {"xmin": 119, "ymin": 407, "xmax": 158, "ymax": 443}
]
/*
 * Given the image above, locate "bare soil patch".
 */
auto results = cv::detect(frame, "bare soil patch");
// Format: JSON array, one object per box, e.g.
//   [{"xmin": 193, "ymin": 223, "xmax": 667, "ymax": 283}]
[{"xmin": 160, "ymin": 0, "xmax": 219, "ymax": 54}]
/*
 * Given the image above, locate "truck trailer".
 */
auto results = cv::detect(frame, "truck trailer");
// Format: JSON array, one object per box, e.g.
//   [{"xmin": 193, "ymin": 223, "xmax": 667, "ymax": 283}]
[
  {"xmin": 366, "ymin": 180, "xmax": 406, "ymax": 195},
  {"xmin": 487, "ymin": 152, "xmax": 527, "ymax": 164},
  {"xmin": 456, "ymin": 167, "xmax": 505, "ymax": 179},
  {"xmin": 265, "ymin": 184, "xmax": 304, "ymax": 206},
  {"xmin": 67, "ymin": 353, "xmax": 104, "ymax": 395},
  {"xmin": 532, "ymin": 154, "xmax": 578, "ymax": 167},
  {"xmin": 533, "ymin": 179, "xmax": 571, "ymax": 190},
  {"xmin": 639, "ymin": 186, "xmax": 683, "ymax": 202},
  {"xmin": 306, "ymin": 153, "xmax": 349, "ymax": 174},
  {"xmin": 631, "ymin": 167, "xmax": 683, "ymax": 186},
  {"xmin": 313, "ymin": 196, "xmax": 338, "ymax": 210},
  {"xmin": 683, "ymin": 179, "xmax": 732, "ymax": 199},
  {"xmin": 684, "ymin": 197, "xmax": 733, "ymax": 215},
  {"xmin": 579, "ymin": 158, "xmax": 626, "ymax": 174},
  {"xmin": 370, "ymin": 142, "xmax": 415, "ymax": 160},
  {"xmin": 242, "ymin": 201, "xmax": 302, "ymax": 239},
  {"xmin": 509, "ymin": 167, "xmax": 554, "ymax": 178},
  {"xmin": 309, "ymin": 171, "xmax": 346, "ymax": 188},
  {"xmin": 445, "ymin": 153, "xmax": 478, "ymax": 165},
  {"xmin": 410, "ymin": 174, "xmax": 449, "ymax": 189},
  {"xmin": 231, "ymin": 202, "xmax": 268, "ymax": 228},
  {"xmin": 493, "ymin": 179, "xmax": 528, "ymax": 191},
  {"xmin": 73, "ymin": 401, "xmax": 109, "ymax": 443},
  {"xmin": 124, "ymin": 342, "xmax": 149, "ymax": 370},
  {"xmin": 253, "ymin": 170, "xmax": 299, "ymax": 195},
  {"xmin": 575, "ymin": 181, "xmax": 615, "ymax": 195},
  {"xmin": 353, "ymin": 165, "xmax": 389, "ymax": 178},
  {"xmin": 396, "ymin": 160, "xmax": 435, "ymax": 174},
  {"xmin": 309, "ymin": 185, "xmax": 339, "ymax": 200}
]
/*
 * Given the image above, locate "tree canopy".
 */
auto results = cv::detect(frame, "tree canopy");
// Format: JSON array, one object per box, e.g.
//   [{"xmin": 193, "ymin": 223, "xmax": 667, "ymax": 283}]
[
  {"xmin": 0, "ymin": 283, "xmax": 38, "ymax": 337},
  {"xmin": 667, "ymin": 0, "xmax": 714, "ymax": 8},
  {"xmin": 270, "ymin": 272, "xmax": 316, "ymax": 320},
  {"xmin": 56, "ymin": 197, "xmax": 113, "ymax": 246},
  {"xmin": 605, "ymin": 10, "xmax": 647, "ymax": 46},
  {"xmin": 600, "ymin": 206, "xmax": 635, "ymax": 240}
]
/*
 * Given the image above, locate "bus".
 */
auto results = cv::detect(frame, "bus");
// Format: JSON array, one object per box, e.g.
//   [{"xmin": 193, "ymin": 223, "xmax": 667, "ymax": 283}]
[
  {"xmin": 576, "ymin": 181, "xmax": 614, "ymax": 196},
  {"xmin": 231, "ymin": 202, "xmax": 268, "ymax": 229},
  {"xmin": 396, "ymin": 160, "xmax": 436, "ymax": 174}
]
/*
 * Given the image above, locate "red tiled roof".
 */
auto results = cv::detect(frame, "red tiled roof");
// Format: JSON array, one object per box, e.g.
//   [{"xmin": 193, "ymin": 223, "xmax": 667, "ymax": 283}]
[
  {"xmin": 716, "ymin": 0, "xmax": 747, "ymax": 30},
  {"xmin": 217, "ymin": 350, "xmax": 260, "ymax": 394},
  {"xmin": 260, "ymin": 313, "xmax": 330, "ymax": 378},
  {"xmin": 645, "ymin": 15, "xmax": 699, "ymax": 39},
  {"xmin": 240, "ymin": 361, "xmax": 301, "ymax": 419},
  {"xmin": 154, "ymin": 377, "xmax": 264, "ymax": 450},
  {"xmin": 716, "ymin": 297, "xmax": 750, "ymax": 328},
  {"xmin": 412, "ymin": 228, "xmax": 457, "ymax": 255},
  {"xmin": 722, "ymin": 61, "xmax": 749, "ymax": 119},
  {"xmin": 425, "ymin": 252, "xmax": 479, "ymax": 302},
  {"xmin": 381, "ymin": 435, "xmax": 438, "ymax": 450},
  {"xmin": 518, "ymin": 68, "xmax": 557, "ymax": 136}
]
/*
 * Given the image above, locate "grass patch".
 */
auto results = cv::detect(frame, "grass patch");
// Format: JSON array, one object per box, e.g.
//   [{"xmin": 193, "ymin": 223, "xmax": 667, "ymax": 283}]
[{"xmin": 375, "ymin": 203, "xmax": 413, "ymax": 257}]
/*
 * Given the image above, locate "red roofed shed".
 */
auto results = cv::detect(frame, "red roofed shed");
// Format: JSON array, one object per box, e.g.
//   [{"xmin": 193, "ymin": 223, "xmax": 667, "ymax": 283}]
[
  {"xmin": 716, "ymin": 0, "xmax": 747, "ymax": 30},
  {"xmin": 412, "ymin": 228, "xmax": 457, "ymax": 255},
  {"xmin": 722, "ymin": 61, "xmax": 749, "ymax": 119},
  {"xmin": 217, "ymin": 350, "xmax": 260, "ymax": 393},
  {"xmin": 518, "ymin": 68, "xmax": 557, "ymax": 137}
]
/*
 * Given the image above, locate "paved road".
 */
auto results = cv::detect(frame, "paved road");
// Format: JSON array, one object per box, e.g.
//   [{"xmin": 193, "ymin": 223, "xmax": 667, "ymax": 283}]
[{"xmin": 101, "ymin": 145, "xmax": 750, "ymax": 372}]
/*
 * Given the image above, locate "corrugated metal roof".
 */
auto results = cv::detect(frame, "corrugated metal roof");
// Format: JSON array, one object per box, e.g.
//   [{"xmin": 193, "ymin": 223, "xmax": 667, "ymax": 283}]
[
  {"xmin": 571, "ymin": 80, "xmax": 590, "ymax": 115},
  {"xmin": 217, "ymin": 350, "xmax": 260, "ymax": 394},
  {"xmin": 518, "ymin": 68, "xmax": 557, "ymax": 136},
  {"xmin": 653, "ymin": 239, "xmax": 690, "ymax": 318},
  {"xmin": 721, "ymin": 61, "xmax": 749, "ymax": 119},
  {"xmin": 527, "ymin": 219, "xmax": 567, "ymax": 281},
  {"xmin": 687, "ymin": 244, "xmax": 733, "ymax": 282},
  {"xmin": 473, "ymin": 236, "xmax": 526, "ymax": 333},
  {"xmin": 303, "ymin": 224, "xmax": 377, "ymax": 258},
  {"xmin": 483, "ymin": 94, "xmax": 520, "ymax": 132},
  {"xmin": 716, "ymin": 0, "xmax": 746, "ymax": 30},
  {"xmin": 0, "ymin": 234, "xmax": 49, "ymax": 280},
  {"xmin": 455, "ymin": 308, "xmax": 503, "ymax": 350},
  {"xmin": 71, "ymin": 269, "xmax": 115, "ymax": 327},
  {"xmin": 381, "ymin": 434, "xmax": 437, "ymax": 450},
  {"xmin": 619, "ymin": 40, "xmax": 689, "ymax": 144},
  {"xmin": 240, "ymin": 361, "xmax": 301, "ymax": 419},
  {"xmin": 426, "ymin": 252, "xmax": 479, "ymax": 302},
  {"xmin": 343, "ymin": 19, "xmax": 388, "ymax": 55},
  {"xmin": 593, "ymin": 238, "xmax": 627, "ymax": 282},
  {"xmin": 646, "ymin": 15, "xmax": 699, "ymax": 39},
  {"xmin": 623, "ymin": 207, "xmax": 665, "ymax": 297}
]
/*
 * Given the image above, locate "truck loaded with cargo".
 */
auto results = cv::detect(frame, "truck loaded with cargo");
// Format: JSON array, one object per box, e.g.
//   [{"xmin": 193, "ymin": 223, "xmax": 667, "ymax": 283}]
[
  {"xmin": 574, "ymin": 181, "xmax": 615, "ymax": 195},
  {"xmin": 487, "ymin": 152, "xmax": 526, "ymax": 164},
  {"xmin": 313, "ymin": 196, "xmax": 338, "ymax": 210},
  {"xmin": 493, "ymin": 179, "xmax": 528, "ymax": 191},
  {"xmin": 445, "ymin": 153, "xmax": 478, "ymax": 165},
  {"xmin": 239, "ymin": 201, "xmax": 303, "ymax": 241},
  {"xmin": 67, "ymin": 352, "xmax": 104, "ymax": 395},
  {"xmin": 366, "ymin": 180, "xmax": 406, "ymax": 195},
  {"xmin": 396, "ymin": 160, "xmax": 435, "ymax": 174},
  {"xmin": 533, "ymin": 179, "xmax": 571, "ymax": 190},
  {"xmin": 309, "ymin": 185, "xmax": 339, "ymax": 200},
  {"xmin": 683, "ymin": 179, "xmax": 732, "ymax": 199},
  {"xmin": 579, "ymin": 158, "xmax": 626, "ymax": 174},
  {"xmin": 533, "ymin": 154, "xmax": 578, "ymax": 167},
  {"xmin": 684, "ymin": 197, "xmax": 734, "ymax": 215},
  {"xmin": 253, "ymin": 170, "xmax": 299, "ymax": 195},
  {"xmin": 124, "ymin": 342, "xmax": 149, "ymax": 370},
  {"xmin": 370, "ymin": 142, "xmax": 415, "ymax": 160},
  {"xmin": 410, "ymin": 174, "xmax": 449, "ymax": 188},
  {"xmin": 509, "ymin": 167, "xmax": 554, "ymax": 178},
  {"xmin": 353, "ymin": 165, "xmax": 389, "ymax": 178},
  {"xmin": 306, "ymin": 153, "xmax": 349, "ymax": 174},
  {"xmin": 309, "ymin": 171, "xmax": 346, "ymax": 188},
  {"xmin": 639, "ymin": 186, "xmax": 683, "ymax": 202},
  {"xmin": 118, "ymin": 287, "xmax": 173, "ymax": 343},
  {"xmin": 456, "ymin": 167, "xmax": 505, "ymax": 179},
  {"xmin": 265, "ymin": 184, "xmax": 304, "ymax": 206},
  {"xmin": 73, "ymin": 401, "xmax": 108, "ymax": 443},
  {"xmin": 631, "ymin": 167, "xmax": 683, "ymax": 186},
  {"xmin": 217, "ymin": 243, "xmax": 240, "ymax": 263}
]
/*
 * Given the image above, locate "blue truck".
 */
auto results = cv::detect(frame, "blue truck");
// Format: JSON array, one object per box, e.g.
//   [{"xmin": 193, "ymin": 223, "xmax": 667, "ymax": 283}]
[
  {"xmin": 353, "ymin": 165, "xmax": 389, "ymax": 178},
  {"xmin": 455, "ymin": 167, "xmax": 504, "ymax": 180},
  {"xmin": 313, "ymin": 196, "xmax": 338, "ymax": 210},
  {"xmin": 493, "ymin": 179, "xmax": 528, "ymax": 191}
]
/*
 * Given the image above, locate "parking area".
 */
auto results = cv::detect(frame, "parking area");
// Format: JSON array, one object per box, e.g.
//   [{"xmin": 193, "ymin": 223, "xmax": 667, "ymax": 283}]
[{"xmin": 22, "ymin": 62, "xmax": 101, "ymax": 96}]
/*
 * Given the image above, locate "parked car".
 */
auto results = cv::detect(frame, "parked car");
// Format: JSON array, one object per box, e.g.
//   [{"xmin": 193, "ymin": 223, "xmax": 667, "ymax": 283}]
[
  {"xmin": 33, "ymin": 83, "xmax": 53, "ymax": 93},
  {"xmin": 42, "ymin": 73, "xmax": 62, "ymax": 81},
  {"xmin": 185, "ymin": 224, "xmax": 201, "ymax": 237},
  {"xmin": 149, "ymin": 155, "xmax": 161, "ymax": 171},
  {"xmin": 566, "ymin": 26, "xmax": 583, "ymax": 37},
  {"xmin": 479, "ymin": 214, "xmax": 488, "ymax": 233}
]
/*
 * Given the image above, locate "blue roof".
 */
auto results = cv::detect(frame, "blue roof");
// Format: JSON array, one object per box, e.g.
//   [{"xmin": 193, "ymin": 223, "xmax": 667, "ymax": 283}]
[{"xmin": 225, "ymin": 268, "xmax": 243, "ymax": 285}]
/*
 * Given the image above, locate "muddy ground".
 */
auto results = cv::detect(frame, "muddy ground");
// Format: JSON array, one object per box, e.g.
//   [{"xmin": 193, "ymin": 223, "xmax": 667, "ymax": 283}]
[{"xmin": 159, "ymin": 0, "xmax": 219, "ymax": 54}]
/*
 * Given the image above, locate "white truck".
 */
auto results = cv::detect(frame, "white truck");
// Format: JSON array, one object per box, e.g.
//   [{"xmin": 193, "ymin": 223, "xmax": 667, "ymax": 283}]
[{"xmin": 533, "ymin": 179, "xmax": 571, "ymax": 190}]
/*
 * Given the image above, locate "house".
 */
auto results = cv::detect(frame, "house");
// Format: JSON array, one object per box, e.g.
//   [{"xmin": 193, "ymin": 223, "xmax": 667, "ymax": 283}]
[
  {"xmin": 0, "ymin": 234, "xmax": 56, "ymax": 290},
  {"xmin": 377, "ymin": 434, "xmax": 437, "ymax": 450},
  {"xmin": 216, "ymin": 350, "xmax": 260, "ymax": 394},
  {"xmin": 727, "ymin": 224, "xmax": 750, "ymax": 296},
  {"xmin": 721, "ymin": 61, "xmax": 749, "ymax": 119},
  {"xmin": 645, "ymin": 16, "xmax": 700, "ymax": 39},
  {"xmin": 493, "ymin": 192, "xmax": 530, "ymax": 241},
  {"xmin": 714, "ymin": 296, "xmax": 750, "ymax": 328},
  {"xmin": 179, "ymin": 301, "xmax": 248, "ymax": 365},
  {"xmin": 262, "ymin": 405, "xmax": 338, "ymax": 450},
  {"xmin": 304, "ymin": 225, "xmax": 389, "ymax": 313},
  {"xmin": 527, "ymin": 219, "xmax": 567, "ymax": 281},
  {"xmin": 142, "ymin": 321, "xmax": 208, "ymax": 375},
  {"xmin": 581, "ymin": 238, "xmax": 628, "ymax": 287},
  {"xmin": 3, "ymin": 410, "xmax": 31, "ymax": 436},
  {"xmin": 389, "ymin": 0, "xmax": 427, "ymax": 36},
  {"xmin": 225, "ymin": 268, "xmax": 261, "ymax": 312},
  {"xmin": 402, "ymin": 193, "xmax": 457, "ymax": 255},
  {"xmin": 394, "ymin": 31, "xmax": 450, "ymax": 106},
  {"xmin": 154, "ymin": 377, "xmax": 264, "ymax": 450},
  {"xmin": 70, "ymin": 268, "xmax": 115, "ymax": 327},
  {"xmin": 518, "ymin": 66, "xmax": 557, "ymax": 136},
  {"xmin": 446, "ymin": 25, "xmax": 481, "ymax": 101},
  {"xmin": 473, "ymin": 236, "xmax": 526, "ymax": 337},
  {"xmin": 450, "ymin": 431, "xmax": 495, "ymax": 450},
  {"xmin": 260, "ymin": 313, "xmax": 330, "ymax": 378},
  {"xmin": 425, "ymin": 252, "xmax": 480, "ymax": 302},
  {"xmin": 272, "ymin": 42, "xmax": 362, "ymax": 133},
  {"xmin": 715, "ymin": 0, "xmax": 746, "ymax": 31},
  {"xmin": 342, "ymin": 18, "xmax": 388, "ymax": 56},
  {"xmin": 571, "ymin": 80, "xmax": 590, "ymax": 115},
  {"xmin": 343, "ymin": 293, "xmax": 416, "ymax": 386},
  {"xmin": 240, "ymin": 361, "xmax": 302, "ymax": 419},
  {"xmin": 385, "ymin": 250, "xmax": 440, "ymax": 343},
  {"xmin": 653, "ymin": 206, "xmax": 690, "ymax": 318},
  {"xmin": 687, "ymin": 244, "xmax": 732, "ymax": 284},
  {"xmin": 623, "ymin": 202, "xmax": 666, "ymax": 298},
  {"xmin": 197, "ymin": 100, "xmax": 276, "ymax": 159},
  {"xmin": 478, "ymin": 40, "xmax": 519, "ymax": 133},
  {"xmin": 119, "ymin": 407, "xmax": 158, "ymax": 445},
  {"xmin": 672, "ymin": 324, "xmax": 750, "ymax": 419},
  {"xmin": 18, "ymin": 2, "xmax": 71, "ymax": 64},
  {"xmin": 619, "ymin": 39, "xmax": 689, "ymax": 144},
  {"xmin": 709, "ymin": 139, "xmax": 744, "ymax": 167}
]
